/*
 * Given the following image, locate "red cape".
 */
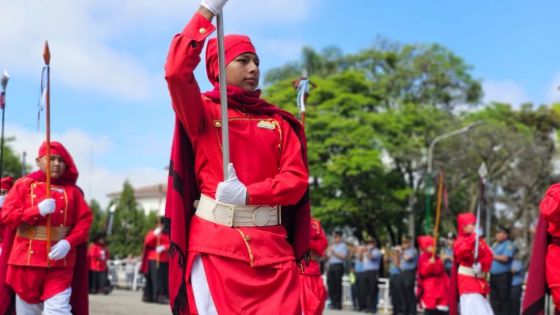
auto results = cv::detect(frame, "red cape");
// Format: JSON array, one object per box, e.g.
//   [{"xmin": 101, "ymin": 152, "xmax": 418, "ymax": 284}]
[
  {"xmin": 165, "ymin": 85, "xmax": 311, "ymax": 315},
  {"xmin": 522, "ymin": 215, "xmax": 549, "ymax": 315}
]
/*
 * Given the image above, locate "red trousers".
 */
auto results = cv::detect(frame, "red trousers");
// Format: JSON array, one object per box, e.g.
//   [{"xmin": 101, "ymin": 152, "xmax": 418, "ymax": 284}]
[
  {"xmin": 299, "ymin": 273, "xmax": 327, "ymax": 315},
  {"xmin": 6, "ymin": 265, "xmax": 73, "ymax": 303}
]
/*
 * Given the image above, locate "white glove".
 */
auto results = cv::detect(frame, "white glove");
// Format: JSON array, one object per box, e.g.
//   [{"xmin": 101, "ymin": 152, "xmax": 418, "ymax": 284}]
[
  {"xmin": 48, "ymin": 239, "xmax": 71, "ymax": 260},
  {"xmin": 0, "ymin": 196, "xmax": 5, "ymax": 208},
  {"xmin": 156, "ymin": 245, "xmax": 166, "ymax": 254},
  {"xmin": 216, "ymin": 163, "xmax": 247, "ymax": 205},
  {"xmin": 472, "ymin": 262, "xmax": 481, "ymax": 274},
  {"xmin": 200, "ymin": 0, "xmax": 228, "ymax": 15},
  {"xmin": 38, "ymin": 198, "xmax": 56, "ymax": 216},
  {"xmin": 153, "ymin": 227, "xmax": 162, "ymax": 236}
]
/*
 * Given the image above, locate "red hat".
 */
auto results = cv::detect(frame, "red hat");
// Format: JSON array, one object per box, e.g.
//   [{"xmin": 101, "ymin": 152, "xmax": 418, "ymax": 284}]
[
  {"xmin": 417, "ymin": 235, "xmax": 434, "ymax": 251},
  {"xmin": 457, "ymin": 212, "xmax": 476, "ymax": 236},
  {"xmin": 205, "ymin": 34, "xmax": 257, "ymax": 85},
  {"xmin": 37, "ymin": 141, "xmax": 79, "ymax": 185},
  {"xmin": 0, "ymin": 176, "xmax": 13, "ymax": 190}
]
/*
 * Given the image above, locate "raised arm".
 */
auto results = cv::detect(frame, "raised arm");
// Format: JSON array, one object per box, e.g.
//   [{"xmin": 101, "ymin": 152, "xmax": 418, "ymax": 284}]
[{"xmin": 164, "ymin": 6, "xmax": 216, "ymax": 136}]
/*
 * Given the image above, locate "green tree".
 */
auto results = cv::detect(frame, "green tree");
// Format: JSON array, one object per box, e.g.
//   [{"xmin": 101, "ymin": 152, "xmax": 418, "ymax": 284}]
[
  {"xmin": 88, "ymin": 199, "xmax": 107, "ymax": 240},
  {"xmin": 1, "ymin": 140, "xmax": 25, "ymax": 179},
  {"xmin": 108, "ymin": 181, "xmax": 146, "ymax": 258}
]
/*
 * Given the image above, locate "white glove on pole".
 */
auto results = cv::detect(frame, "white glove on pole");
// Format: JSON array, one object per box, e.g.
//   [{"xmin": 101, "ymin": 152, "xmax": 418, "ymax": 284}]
[
  {"xmin": 48, "ymin": 239, "xmax": 71, "ymax": 260},
  {"xmin": 156, "ymin": 245, "xmax": 166, "ymax": 254},
  {"xmin": 200, "ymin": 0, "xmax": 228, "ymax": 15},
  {"xmin": 153, "ymin": 227, "xmax": 162, "ymax": 236},
  {"xmin": 216, "ymin": 163, "xmax": 247, "ymax": 205},
  {"xmin": 0, "ymin": 196, "xmax": 5, "ymax": 208},
  {"xmin": 472, "ymin": 262, "xmax": 482, "ymax": 274},
  {"xmin": 38, "ymin": 198, "xmax": 56, "ymax": 216}
]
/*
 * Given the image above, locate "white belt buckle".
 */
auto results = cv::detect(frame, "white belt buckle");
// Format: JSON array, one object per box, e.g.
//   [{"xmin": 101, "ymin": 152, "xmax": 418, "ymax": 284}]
[
  {"xmin": 213, "ymin": 204, "xmax": 234, "ymax": 227},
  {"xmin": 252, "ymin": 207, "xmax": 270, "ymax": 227}
]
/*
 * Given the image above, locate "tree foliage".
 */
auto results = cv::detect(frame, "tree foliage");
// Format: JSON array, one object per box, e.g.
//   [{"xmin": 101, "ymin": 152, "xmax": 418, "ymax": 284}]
[{"xmin": 264, "ymin": 40, "xmax": 557, "ymax": 252}]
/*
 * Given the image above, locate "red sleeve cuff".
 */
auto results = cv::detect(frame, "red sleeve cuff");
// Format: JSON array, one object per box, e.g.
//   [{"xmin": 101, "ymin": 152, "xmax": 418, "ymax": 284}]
[
  {"xmin": 182, "ymin": 12, "xmax": 216, "ymax": 42},
  {"xmin": 246, "ymin": 183, "xmax": 272, "ymax": 205},
  {"xmin": 21, "ymin": 206, "xmax": 43, "ymax": 225}
]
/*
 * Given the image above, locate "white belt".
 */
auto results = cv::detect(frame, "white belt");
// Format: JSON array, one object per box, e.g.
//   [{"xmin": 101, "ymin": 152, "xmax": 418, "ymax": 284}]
[
  {"xmin": 458, "ymin": 265, "xmax": 486, "ymax": 278},
  {"xmin": 195, "ymin": 194, "xmax": 281, "ymax": 227}
]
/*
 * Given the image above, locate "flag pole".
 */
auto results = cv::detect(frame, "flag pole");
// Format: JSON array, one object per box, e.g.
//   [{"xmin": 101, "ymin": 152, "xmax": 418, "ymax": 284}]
[
  {"xmin": 216, "ymin": 13, "xmax": 230, "ymax": 179},
  {"xmin": 43, "ymin": 41, "xmax": 53, "ymax": 263},
  {"xmin": 432, "ymin": 169, "xmax": 444, "ymax": 260},
  {"xmin": 0, "ymin": 70, "xmax": 10, "ymax": 179}
]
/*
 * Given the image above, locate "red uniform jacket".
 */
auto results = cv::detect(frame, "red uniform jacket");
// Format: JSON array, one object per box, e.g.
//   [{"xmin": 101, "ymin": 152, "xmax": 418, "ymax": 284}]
[
  {"xmin": 165, "ymin": 12, "xmax": 309, "ymax": 267},
  {"xmin": 1, "ymin": 178, "xmax": 92, "ymax": 268},
  {"xmin": 302, "ymin": 218, "xmax": 328, "ymax": 275},
  {"xmin": 454, "ymin": 233, "xmax": 493, "ymax": 295},
  {"xmin": 88, "ymin": 242, "xmax": 109, "ymax": 272},
  {"xmin": 417, "ymin": 252, "xmax": 449, "ymax": 308},
  {"xmin": 540, "ymin": 183, "xmax": 560, "ymax": 289},
  {"xmin": 144, "ymin": 229, "xmax": 170, "ymax": 262}
]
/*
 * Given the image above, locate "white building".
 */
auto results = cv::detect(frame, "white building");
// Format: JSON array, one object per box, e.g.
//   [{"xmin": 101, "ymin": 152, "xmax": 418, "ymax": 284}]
[{"xmin": 107, "ymin": 184, "xmax": 167, "ymax": 216}]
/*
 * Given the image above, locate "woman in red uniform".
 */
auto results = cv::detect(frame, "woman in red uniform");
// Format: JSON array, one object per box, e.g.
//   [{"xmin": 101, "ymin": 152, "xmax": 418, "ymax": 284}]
[
  {"xmin": 0, "ymin": 141, "xmax": 92, "ymax": 314},
  {"xmin": 299, "ymin": 218, "xmax": 328, "ymax": 315},
  {"xmin": 164, "ymin": 0, "xmax": 310, "ymax": 314},
  {"xmin": 88, "ymin": 233, "xmax": 110, "ymax": 294},
  {"xmin": 141, "ymin": 218, "xmax": 170, "ymax": 304},
  {"xmin": 416, "ymin": 235, "xmax": 449, "ymax": 315},
  {"xmin": 449, "ymin": 212, "xmax": 494, "ymax": 315}
]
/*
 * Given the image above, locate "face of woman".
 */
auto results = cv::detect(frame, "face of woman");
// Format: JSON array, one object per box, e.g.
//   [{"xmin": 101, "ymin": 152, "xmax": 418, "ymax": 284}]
[
  {"xmin": 36, "ymin": 154, "xmax": 66, "ymax": 179},
  {"xmin": 225, "ymin": 53, "xmax": 260, "ymax": 92}
]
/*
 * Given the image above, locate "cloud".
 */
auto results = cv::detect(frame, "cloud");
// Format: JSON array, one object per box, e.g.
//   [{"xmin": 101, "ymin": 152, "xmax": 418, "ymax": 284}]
[
  {"xmin": 483, "ymin": 80, "xmax": 529, "ymax": 106},
  {"xmin": 547, "ymin": 73, "xmax": 560, "ymax": 104},
  {"xmin": 7, "ymin": 124, "xmax": 166, "ymax": 207},
  {"xmin": 0, "ymin": 1, "xmax": 316, "ymax": 102}
]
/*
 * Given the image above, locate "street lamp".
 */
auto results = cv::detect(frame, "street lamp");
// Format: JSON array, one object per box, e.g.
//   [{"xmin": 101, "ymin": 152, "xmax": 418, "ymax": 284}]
[{"xmin": 411, "ymin": 121, "xmax": 482, "ymax": 237}]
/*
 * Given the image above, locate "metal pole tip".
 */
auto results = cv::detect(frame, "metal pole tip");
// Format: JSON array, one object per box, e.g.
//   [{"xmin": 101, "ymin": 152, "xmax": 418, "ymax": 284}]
[{"xmin": 1, "ymin": 70, "xmax": 9, "ymax": 89}]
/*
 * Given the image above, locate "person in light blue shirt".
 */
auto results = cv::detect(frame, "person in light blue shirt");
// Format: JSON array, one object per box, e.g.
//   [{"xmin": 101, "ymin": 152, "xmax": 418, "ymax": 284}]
[
  {"xmin": 327, "ymin": 231, "xmax": 348, "ymax": 310},
  {"xmin": 399, "ymin": 238, "xmax": 417, "ymax": 315},
  {"xmin": 362, "ymin": 239, "xmax": 382, "ymax": 313},
  {"xmin": 352, "ymin": 249, "xmax": 366, "ymax": 311},
  {"xmin": 510, "ymin": 250, "xmax": 524, "ymax": 315},
  {"xmin": 389, "ymin": 247, "xmax": 404, "ymax": 315},
  {"xmin": 490, "ymin": 226, "xmax": 515, "ymax": 315},
  {"xmin": 441, "ymin": 233, "xmax": 455, "ymax": 276}
]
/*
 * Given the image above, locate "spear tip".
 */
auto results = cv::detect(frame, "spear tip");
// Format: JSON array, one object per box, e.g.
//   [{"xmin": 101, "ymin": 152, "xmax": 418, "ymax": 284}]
[
  {"xmin": 1, "ymin": 70, "xmax": 9, "ymax": 89},
  {"xmin": 43, "ymin": 41, "xmax": 51, "ymax": 65}
]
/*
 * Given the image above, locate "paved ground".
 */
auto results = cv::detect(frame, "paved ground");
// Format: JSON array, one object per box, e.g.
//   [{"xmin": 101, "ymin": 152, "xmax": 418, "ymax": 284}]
[{"xmin": 90, "ymin": 289, "xmax": 368, "ymax": 314}]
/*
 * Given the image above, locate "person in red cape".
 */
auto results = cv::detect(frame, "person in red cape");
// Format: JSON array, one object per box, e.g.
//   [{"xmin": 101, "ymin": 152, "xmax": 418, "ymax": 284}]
[
  {"xmin": 0, "ymin": 176, "xmax": 14, "ymax": 314},
  {"xmin": 88, "ymin": 233, "xmax": 110, "ymax": 294},
  {"xmin": 449, "ymin": 212, "xmax": 494, "ymax": 315},
  {"xmin": 299, "ymin": 217, "xmax": 328, "ymax": 315},
  {"xmin": 416, "ymin": 235, "xmax": 449, "ymax": 315},
  {"xmin": 523, "ymin": 184, "xmax": 560, "ymax": 315},
  {"xmin": 164, "ymin": 0, "xmax": 311, "ymax": 314},
  {"xmin": 0, "ymin": 141, "xmax": 92, "ymax": 315},
  {"xmin": 0, "ymin": 176, "xmax": 13, "ymax": 255},
  {"xmin": 141, "ymin": 217, "xmax": 170, "ymax": 304}
]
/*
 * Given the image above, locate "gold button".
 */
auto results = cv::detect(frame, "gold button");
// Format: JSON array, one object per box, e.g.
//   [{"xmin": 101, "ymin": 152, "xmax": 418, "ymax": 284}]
[
  {"xmin": 30, "ymin": 250, "xmax": 34, "ymax": 254},
  {"xmin": 59, "ymin": 210, "xmax": 63, "ymax": 213},
  {"xmin": 244, "ymin": 235, "xmax": 251, "ymax": 242},
  {"xmin": 199, "ymin": 28, "xmax": 206, "ymax": 34},
  {"xmin": 60, "ymin": 224, "xmax": 64, "ymax": 227},
  {"xmin": 214, "ymin": 121, "xmax": 222, "ymax": 128}
]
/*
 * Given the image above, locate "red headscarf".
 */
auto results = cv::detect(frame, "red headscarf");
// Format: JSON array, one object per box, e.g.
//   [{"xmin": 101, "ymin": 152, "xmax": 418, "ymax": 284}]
[
  {"xmin": 205, "ymin": 34, "xmax": 256, "ymax": 85},
  {"xmin": 0, "ymin": 176, "xmax": 13, "ymax": 190},
  {"xmin": 28, "ymin": 141, "xmax": 79, "ymax": 185},
  {"xmin": 457, "ymin": 212, "xmax": 476, "ymax": 237},
  {"xmin": 417, "ymin": 235, "xmax": 434, "ymax": 251}
]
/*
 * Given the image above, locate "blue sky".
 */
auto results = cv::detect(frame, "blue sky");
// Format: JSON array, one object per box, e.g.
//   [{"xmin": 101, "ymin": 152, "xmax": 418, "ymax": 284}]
[{"xmin": 1, "ymin": 0, "xmax": 559, "ymax": 206}]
